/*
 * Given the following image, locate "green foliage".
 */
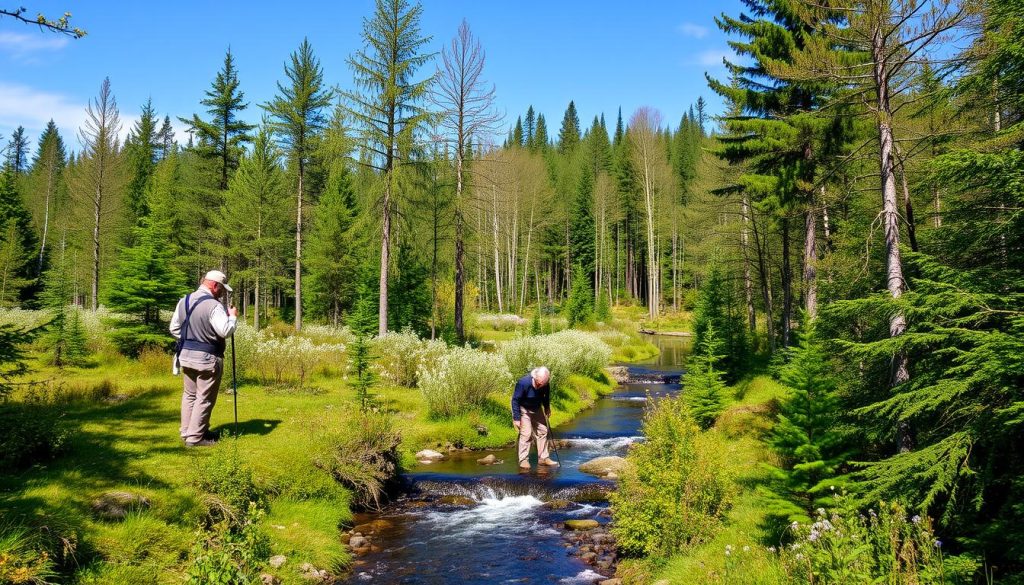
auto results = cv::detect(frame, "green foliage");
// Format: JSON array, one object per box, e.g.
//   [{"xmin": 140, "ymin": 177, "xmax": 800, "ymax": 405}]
[
  {"xmin": 692, "ymin": 265, "xmax": 749, "ymax": 382},
  {"xmin": 595, "ymin": 291, "xmax": 611, "ymax": 323},
  {"xmin": 569, "ymin": 169, "xmax": 596, "ymax": 274},
  {"xmin": 684, "ymin": 322, "xmax": 729, "ymax": 430},
  {"xmin": 762, "ymin": 316, "xmax": 845, "ymax": 526},
  {"xmin": 610, "ymin": 396, "xmax": 736, "ymax": 558},
  {"xmin": 103, "ymin": 217, "xmax": 188, "ymax": 357},
  {"xmin": 185, "ymin": 505, "xmax": 269, "ymax": 585},
  {"xmin": 529, "ymin": 310, "xmax": 541, "ymax": 336},
  {"xmin": 0, "ymin": 169, "xmax": 36, "ymax": 307},
  {"xmin": 388, "ymin": 243, "xmax": 433, "ymax": 337},
  {"xmin": 372, "ymin": 328, "xmax": 446, "ymax": 388},
  {"xmin": 39, "ymin": 252, "xmax": 87, "ymax": 367},
  {"xmin": 0, "ymin": 385, "xmax": 69, "ymax": 471},
  {"xmin": 418, "ymin": 346, "xmax": 512, "ymax": 418},
  {"xmin": 190, "ymin": 445, "xmax": 265, "ymax": 523},
  {"xmin": 557, "ymin": 100, "xmax": 581, "ymax": 154},
  {"xmin": 349, "ymin": 333, "xmax": 376, "ymax": 412},
  {"xmin": 0, "ymin": 525, "xmax": 58, "ymax": 585},
  {"xmin": 311, "ymin": 411, "xmax": 401, "ymax": 510},
  {"xmin": 0, "ymin": 320, "xmax": 36, "ymax": 399},
  {"xmin": 564, "ymin": 265, "xmax": 594, "ymax": 328},
  {"xmin": 500, "ymin": 330, "xmax": 612, "ymax": 390}
]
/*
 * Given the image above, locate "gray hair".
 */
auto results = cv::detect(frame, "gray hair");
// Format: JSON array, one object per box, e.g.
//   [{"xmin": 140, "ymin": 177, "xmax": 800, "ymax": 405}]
[{"xmin": 531, "ymin": 366, "xmax": 551, "ymax": 383}]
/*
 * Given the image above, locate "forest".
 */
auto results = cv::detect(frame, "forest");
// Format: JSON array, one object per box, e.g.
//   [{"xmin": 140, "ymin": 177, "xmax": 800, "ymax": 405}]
[{"xmin": 0, "ymin": 0, "xmax": 1022, "ymax": 583}]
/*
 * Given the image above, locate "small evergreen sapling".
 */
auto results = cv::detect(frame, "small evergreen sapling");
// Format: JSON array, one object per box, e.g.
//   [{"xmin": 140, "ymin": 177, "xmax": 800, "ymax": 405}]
[
  {"xmin": 683, "ymin": 322, "xmax": 728, "ymax": 430},
  {"xmin": 564, "ymin": 265, "xmax": 594, "ymax": 328}
]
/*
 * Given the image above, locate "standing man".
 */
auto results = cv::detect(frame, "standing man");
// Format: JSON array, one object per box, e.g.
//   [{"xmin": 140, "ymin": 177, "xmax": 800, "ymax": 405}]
[
  {"xmin": 512, "ymin": 366, "xmax": 558, "ymax": 469},
  {"xmin": 170, "ymin": 270, "xmax": 238, "ymax": 447}
]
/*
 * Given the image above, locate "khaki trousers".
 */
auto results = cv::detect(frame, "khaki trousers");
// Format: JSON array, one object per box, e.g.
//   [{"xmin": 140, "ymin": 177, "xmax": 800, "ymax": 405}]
[
  {"xmin": 180, "ymin": 360, "xmax": 223, "ymax": 444},
  {"xmin": 517, "ymin": 407, "xmax": 550, "ymax": 464}
]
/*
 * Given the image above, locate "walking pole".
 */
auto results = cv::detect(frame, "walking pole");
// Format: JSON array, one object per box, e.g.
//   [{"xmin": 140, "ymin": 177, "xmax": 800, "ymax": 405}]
[{"xmin": 231, "ymin": 332, "xmax": 238, "ymax": 436}]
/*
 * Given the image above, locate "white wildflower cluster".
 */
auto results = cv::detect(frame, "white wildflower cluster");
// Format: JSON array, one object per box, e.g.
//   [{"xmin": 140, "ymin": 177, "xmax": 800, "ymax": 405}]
[
  {"xmin": 0, "ymin": 308, "xmax": 50, "ymax": 330},
  {"xmin": 300, "ymin": 324, "xmax": 356, "ymax": 346},
  {"xmin": 233, "ymin": 324, "xmax": 344, "ymax": 388},
  {"xmin": 418, "ymin": 346, "xmax": 513, "ymax": 418},
  {"xmin": 372, "ymin": 329, "xmax": 447, "ymax": 387},
  {"xmin": 474, "ymin": 313, "xmax": 528, "ymax": 331},
  {"xmin": 501, "ymin": 330, "xmax": 612, "ymax": 385}
]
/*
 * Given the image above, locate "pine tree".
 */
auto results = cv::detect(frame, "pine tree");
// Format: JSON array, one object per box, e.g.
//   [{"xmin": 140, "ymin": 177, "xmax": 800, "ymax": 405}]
[
  {"xmin": 344, "ymin": 0, "xmax": 433, "ymax": 336},
  {"xmin": 263, "ymin": 38, "xmax": 333, "ymax": 332},
  {"xmin": 221, "ymin": 125, "xmax": 292, "ymax": 331},
  {"xmin": 349, "ymin": 332, "xmax": 376, "ymax": 412},
  {"xmin": 124, "ymin": 98, "xmax": 159, "ymax": 223},
  {"xmin": 40, "ymin": 245, "xmax": 86, "ymax": 367},
  {"xmin": 524, "ymin": 106, "xmax": 536, "ymax": 148},
  {"xmin": 511, "ymin": 116, "xmax": 524, "ymax": 147},
  {"xmin": 180, "ymin": 48, "xmax": 255, "ymax": 190},
  {"xmin": 156, "ymin": 115, "xmax": 175, "ymax": 159},
  {"xmin": 763, "ymin": 316, "xmax": 844, "ymax": 524},
  {"xmin": 564, "ymin": 265, "xmax": 594, "ymax": 328},
  {"xmin": 558, "ymin": 100, "xmax": 581, "ymax": 154},
  {"xmin": 4, "ymin": 126, "xmax": 29, "ymax": 175},
  {"xmin": 692, "ymin": 266, "xmax": 749, "ymax": 382},
  {"xmin": 569, "ymin": 167, "xmax": 596, "ymax": 279},
  {"xmin": 534, "ymin": 113, "xmax": 549, "ymax": 151},
  {"xmin": 26, "ymin": 120, "xmax": 66, "ymax": 276},
  {"xmin": 683, "ymin": 322, "xmax": 728, "ymax": 430},
  {"xmin": 0, "ymin": 168, "xmax": 36, "ymax": 306},
  {"xmin": 104, "ymin": 217, "xmax": 188, "ymax": 356}
]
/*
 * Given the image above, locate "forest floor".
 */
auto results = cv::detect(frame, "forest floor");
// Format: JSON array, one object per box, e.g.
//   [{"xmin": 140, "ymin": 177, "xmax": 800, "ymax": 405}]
[{"xmin": 0, "ymin": 316, "xmax": 662, "ymax": 584}]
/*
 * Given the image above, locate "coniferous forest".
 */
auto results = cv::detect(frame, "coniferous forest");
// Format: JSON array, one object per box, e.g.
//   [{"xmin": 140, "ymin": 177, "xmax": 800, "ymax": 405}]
[{"xmin": 1, "ymin": 1, "xmax": 1023, "ymax": 584}]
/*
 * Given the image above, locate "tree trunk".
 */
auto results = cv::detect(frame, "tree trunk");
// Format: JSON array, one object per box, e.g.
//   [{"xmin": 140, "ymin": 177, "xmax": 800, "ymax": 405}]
[
  {"xmin": 378, "ymin": 173, "xmax": 392, "ymax": 336},
  {"xmin": 803, "ymin": 201, "xmax": 818, "ymax": 320},
  {"xmin": 454, "ymin": 145, "xmax": 466, "ymax": 342},
  {"xmin": 752, "ymin": 210, "xmax": 776, "ymax": 351},
  {"xmin": 492, "ymin": 186, "xmax": 504, "ymax": 313},
  {"xmin": 295, "ymin": 168, "xmax": 304, "ymax": 331},
  {"xmin": 780, "ymin": 217, "xmax": 792, "ymax": 347},
  {"xmin": 895, "ymin": 146, "xmax": 919, "ymax": 253},
  {"xmin": 38, "ymin": 159, "xmax": 54, "ymax": 276},
  {"xmin": 92, "ymin": 185, "xmax": 101, "ymax": 311},
  {"xmin": 741, "ymin": 194, "xmax": 756, "ymax": 332}
]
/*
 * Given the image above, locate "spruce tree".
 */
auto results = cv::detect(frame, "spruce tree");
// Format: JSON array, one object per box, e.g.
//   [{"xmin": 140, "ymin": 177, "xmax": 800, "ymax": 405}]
[
  {"xmin": 557, "ymin": 100, "xmax": 581, "ymax": 154},
  {"xmin": 124, "ymin": 99, "xmax": 159, "ymax": 222},
  {"xmin": 156, "ymin": 115, "xmax": 175, "ymax": 159},
  {"xmin": 569, "ymin": 167, "xmax": 596, "ymax": 279},
  {"xmin": 683, "ymin": 322, "xmax": 728, "ymax": 430},
  {"xmin": 763, "ymin": 316, "xmax": 844, "ymax": 524},
  {"xmin": 511, "ymin": 116, "xmax": 524, "ymax": 148},
  {"xmin": 4, "ymin": 126, "xmax": 29, "ymax": 175},
  {"xmin": 524, "ymin": 106, "xmax": 536, "ymax": 148},
  {"xmin": 263, "ymin": 38, "xmax": 333, "ymax": 332},
  {"xmin": 692, "ymin": 266, "xmax": 749, "ymax": 382},
  {"xmin": 344, "ymin": 0, "xmax": 433, "ymax": 336},
  {"xmin": 180, "ymin": 48, "xmax": 255, "ymax": 190},
  {"xmin": 104, "ymin": 218, "xmax": 188, "ymax": 356},
  {"xmin": 534, "ymin": 113, "xmax": 549, "ymax": 151},
  {"xmin": 564, "ymin": 265, "xmax": 594, "ymax": 328},
  {"xmin": 0, "ymin": 168, "xmax": 36, "ymax": 306},
  {"xmin": 27, "ymin": 120, "xmax": 66, "ymax": 276},
  {"xmin": 40, "ymin": 246, "xmax": 86, "ymax": 367}
]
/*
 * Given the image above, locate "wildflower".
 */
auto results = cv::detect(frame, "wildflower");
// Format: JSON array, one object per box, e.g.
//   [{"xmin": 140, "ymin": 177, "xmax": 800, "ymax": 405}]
[
  {"xmin": 767, "ymin": 546, "xmax": 776, "ymax": 553},
  {"xmin": 816, "ymin": 508, "xmax": 826, "ymax": 517},
  {"xmin": 795, "ymin": 553, "xmax": 804, "ymax": 561},
  {"xmin": 808, "ymin": 531, "xmax": 819, "ymax": 542},
  {"xmin": 911, "ymin": 515, "xmax": 921, "ymax": 524},
  {"xmin": 743, "ymin": 546, "xmax": 750, "ymax": 552},
  {"xmin": 830, "ymin": 485, "xmax": 835, "ymax": 491},
  {"xmin": 725, "ymin": 545, "xmax": 733, "ymax": 556},
  {"xmin": 790, "ymin": 521, "xmax": 800, "ymax": 530},
  {"xmin": 868, "ymin": 509, "xmax": 876, "ymax": 518},
  {"xmin": 934, "ymin": 539, "xmax": 942, "ymax": 549}
]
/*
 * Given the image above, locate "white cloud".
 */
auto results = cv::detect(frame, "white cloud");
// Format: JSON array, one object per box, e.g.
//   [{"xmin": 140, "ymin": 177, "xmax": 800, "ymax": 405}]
[
  {"xmin": 676, "ymin": 22, "xmax": 709, "ymax": 39},
  {"xmin": 692, "ymin": 49, "xmax": 733, "ymax": 68},
  {"xmin": 0, "ymin": 31, "xmax": 69, "ymax": 61},
  {"xmin": 0, "ymin": 82, "xmax": 142, "ymax": 149}
]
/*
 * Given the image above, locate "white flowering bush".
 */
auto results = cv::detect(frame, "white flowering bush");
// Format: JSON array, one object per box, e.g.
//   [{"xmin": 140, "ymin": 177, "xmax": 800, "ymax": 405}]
[
  {"xmin": 371, "ymin": 329, "xmax": 447, "ymax": 387},
  {"xmin": 501, "ymin": 330, "xmax": 612, "ymax": 387},
  {"xmin": 300, "ymin": 324, "xmax": 355, "ymax": 346},
  {"xmin": 418, "ymin": 346, "xmax": 513, "ymax": 418},
  {"xmin": 231, "ymin": 324, "xmax": 344, "ymax": 388},
  {"xmin": 473, "ymin": 313, "xmax": 528, "ymax": 331}
]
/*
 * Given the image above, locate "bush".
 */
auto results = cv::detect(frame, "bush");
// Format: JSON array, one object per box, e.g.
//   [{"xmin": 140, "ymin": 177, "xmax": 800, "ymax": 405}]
[
  {"xmin": 418, "ymin": 346, "xmax": 513, "ymax": 418},
  {"xmin": 775, "ymin": 498, "xmax": 978, "ymax": 584},
  {"xmin": 611, "ymin": 396, "xmax": 736, "ymax": 557},
  {"xmin": 185, "ymin": 505, "xmax": 269, "ymax": 585},
  {"xmin": 372, "ymin": 329, "xmax": 447, "ymax": 387},
  {"xmin": 0, "ymin": 525, "xmax": 58, "ymax": 585},
  {"xmin": 190, "ymin": 445, "xmax": 265, "ymax": 524},
  {"xmin": 473, "ymin": 313, "xmax": 528, "ymax": 331},
  {"xmin": 501, "ymin": 330, "xmax": 611, "ymax": 388},
  {"xmin": 0, "ymin": 386, "xmax": 70, "ymax": 471},
  {"xmin": 231, "ymin": 324, "xmax": 344, "ymax": 388},
  {"xmin": 311, "ymin": 412, "xmax": 402, "ymax": 510}
]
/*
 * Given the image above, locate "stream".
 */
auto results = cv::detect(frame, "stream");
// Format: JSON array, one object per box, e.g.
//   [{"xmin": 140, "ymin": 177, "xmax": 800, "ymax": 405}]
[{"xmin": 344, "ymin": 335, "xmax": 690, "ymax": 584}]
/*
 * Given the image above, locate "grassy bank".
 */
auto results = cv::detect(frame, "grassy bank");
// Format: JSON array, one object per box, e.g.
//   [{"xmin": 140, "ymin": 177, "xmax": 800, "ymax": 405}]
[{"xmin": 1, "ymin": 318, "xmax": 643, "ymax": 583}]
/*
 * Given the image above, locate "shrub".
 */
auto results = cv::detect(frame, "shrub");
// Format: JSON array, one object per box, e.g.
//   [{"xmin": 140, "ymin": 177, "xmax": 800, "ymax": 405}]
[
  {"xmin": 611, "ymin": 396, "xmax": 736, "ymax": 557},
  {"xmin": 372, "ymin": 328, "xmax": 447, "ymax": 387},
  {"xmin": 190, "ymin": 445, "xmax": 264, "ymax": 524},
  {"xmin": 0, "ymin": 386, "xmax": 70, "ymax": 471},
  {"xmin": 0, "ymin": 525, "xmax": 58, "ymax": 585},
  {"xmin": 231, "ymin": 325, "xmax": 344, "ymax": 388},
  {"xmin": 311, "ymin": 412, "xmax": 402, "ymax": 510},
  {"xmin": 185, "ymin": 505, "xmax": 269, "ymax": 585},
  {"xmin": 776, "ymin": 498, "xmax": 978, "ymax": 584},
  {"xmin": 564, "ymin": 266, "xmax": 594, "ymax": 328},
  {"xmin": 501, "ymin": 330, "xmax": 611, "ymax": 388},
  {"xmin": 473, "ymin": 313, "xmax": 528, "ymax": 331},
  {"xmin": 684, "ymin": 323, "xmax": 729, "ymax": 430},
  {"xmin": 418, "ymin": 346, "xmax": 513, "ymax": 418}
]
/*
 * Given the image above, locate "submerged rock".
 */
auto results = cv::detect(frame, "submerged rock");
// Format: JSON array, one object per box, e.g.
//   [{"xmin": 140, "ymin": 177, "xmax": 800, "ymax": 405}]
[
  {"xmin": 543, "ymin": 499, "xmax": 574, "ymax": 510},
  {"xmin": 565, "ymin": 519, "xmax": 600, "ymax": 530},
  {"xmin": 439, "ymin": 495, "xmax": 477, "ymax": 507},
  {"xmin": 415, "ymin": 449, "xmax": 445, "ymax": 461},
  {"xmin": 476, "ymin": 454, "xmax": 498, "ymax": 465},
  {"xmin": 90, "ymin": 491, "xmax": 151, "ymax": 521},
  {"xmin": 578, "ymin": 456, "xmax": 627, "ymax": 478}
]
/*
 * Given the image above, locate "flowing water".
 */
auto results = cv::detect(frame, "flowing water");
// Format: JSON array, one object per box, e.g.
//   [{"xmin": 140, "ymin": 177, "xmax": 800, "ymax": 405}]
[{"xmin": 344, "ymin": 335, "xmax": 690, "ymax": 584}]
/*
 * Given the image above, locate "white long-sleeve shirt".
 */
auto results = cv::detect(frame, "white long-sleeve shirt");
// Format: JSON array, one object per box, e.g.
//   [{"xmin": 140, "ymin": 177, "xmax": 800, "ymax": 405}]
[{"xmin": 169, "ymin": 284, "xmax": 237, "ymax": 374}]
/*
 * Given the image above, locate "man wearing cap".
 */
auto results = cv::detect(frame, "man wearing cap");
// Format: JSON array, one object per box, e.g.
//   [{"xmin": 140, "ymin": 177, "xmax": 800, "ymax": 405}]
[{"xmin": 170, "ymin": 270, "xmax": 238, "ymax": 447}]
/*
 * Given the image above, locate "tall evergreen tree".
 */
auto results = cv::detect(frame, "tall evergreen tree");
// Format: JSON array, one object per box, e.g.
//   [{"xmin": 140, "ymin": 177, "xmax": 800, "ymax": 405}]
[
  {"xmin": 4, "ymin": 127, "xmax": 29, "ymax": 175},
  {"xmin": 124, "ymin": 98, "xmax": 159, "ymax": 222},
  {"xmin": 180, "ymin": 48, "xmax": 255, "ymax": 190},
  {"xmin": 524, "ymin": 105, "xmax": 536, "ymax": 148},
  {"xmin": 40, "ymin": 243, "xmax": 86, "ymax": 367},
  {"xmin": 511, "ymin": 116, "xmax": 524, "ymax": 148},
  {"xmin": 683, "ymin": 321, "xmax": 728, "ymax": 430},
  {"xmin": 345, "ymin": 0, "xmax": 434, "ymax": 336},
  {"xmin": 156, "ymin": 115, "xmax": 175, "ymax": 159},
  {"xmin": 263, "ymin": 37, "xmax": 333, "ymax": 332},
  {"xmin": 569, "ymin": 166, "xmax": 596, "ymax": 278},
  {"xmin": 557, "ymin": 100, "xmax": 581, "ymax": 154},
  {"xmin": 0, "ymin": 168, "xmax": 35, "ymax": 306},
  {"xmin": 535, "ymin": 113, "xmax": 549, "ymax": 151},
  {"xmin": 27, "ymin": 120, "xmax": 66, "ymax": 276}
]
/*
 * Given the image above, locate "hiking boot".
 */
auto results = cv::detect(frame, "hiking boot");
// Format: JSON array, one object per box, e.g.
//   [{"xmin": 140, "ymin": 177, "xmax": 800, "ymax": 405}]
[
  {"xmin": 539, "ymin": 457, "xmax": 559, "ymax": 466},
  {"xmin": 203, "ymin": 430, "xmax": 221, "ymax": 441},
  {"xmin": 518, "ymin": 461, "xmax": 531, "ymax": 470},
  {"xmin": 185, "ymin": 439, "xmax": 217, "ymax": 448}
]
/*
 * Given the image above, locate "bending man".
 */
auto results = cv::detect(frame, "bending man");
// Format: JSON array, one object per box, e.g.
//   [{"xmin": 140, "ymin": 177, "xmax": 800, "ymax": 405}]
[
  {"xmin": 170, "ymin": 270, "xmax": 238, "ymax": 447},
  {"xmin": 511, "ymin": 366, "xmax": 558, "ymax": 469}
]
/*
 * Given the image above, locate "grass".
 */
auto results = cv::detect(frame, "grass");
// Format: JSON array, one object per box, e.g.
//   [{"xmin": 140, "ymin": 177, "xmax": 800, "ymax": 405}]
[
  {"xmin": 616, "ymin": 375, "xmax": 790, "ymax": 585},
  {"xmin": 2, "ymin": 318, "xmax": 640, "ymax": 584}
]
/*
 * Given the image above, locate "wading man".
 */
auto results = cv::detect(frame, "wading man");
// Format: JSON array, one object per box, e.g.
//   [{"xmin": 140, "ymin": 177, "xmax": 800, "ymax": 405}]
[
  {"xmin": 170, "ymin": 270, "xmax": 238, "ymax": 447},
  {"xmin": 512, "ymin": 366, "xmax": 558, "ymax": 470}
]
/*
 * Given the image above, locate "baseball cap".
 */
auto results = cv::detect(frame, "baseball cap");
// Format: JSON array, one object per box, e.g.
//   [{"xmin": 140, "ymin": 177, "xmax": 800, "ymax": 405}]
[{"xmin": 204, "ymin": 270, "xmax": 233, "ymax": 292}]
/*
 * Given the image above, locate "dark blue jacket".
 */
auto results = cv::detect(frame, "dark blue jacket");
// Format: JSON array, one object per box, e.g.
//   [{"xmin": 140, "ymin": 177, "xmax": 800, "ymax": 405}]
[{"xmin": 511, "ymin": 373, "xmax": 550, "ymax": 421}]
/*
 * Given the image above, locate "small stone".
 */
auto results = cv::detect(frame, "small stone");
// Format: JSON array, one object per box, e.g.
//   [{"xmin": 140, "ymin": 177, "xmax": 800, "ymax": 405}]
[
  {"xmin": 260, "ymin": 574, "xmax": 280, "ymax": 585},
  {"xmin": 592, "ymin": 532, "xmax": 614, "ymax": 544},
  {"xmin": 415, "ymin": 449, "xmax": 445, "ymax": 461},
  {"xmin": 349, "ymin": 536, "xmax": 369, "ymax": 549},
  {"xmin": 477, "ymin": 454, "xmax": 497, "ymax": 465},
  {"xmin": 354, "ymin": 546, "xmax": 371, "ymax": 555},
  {"xmin": 581, "ymin": 552, "xmax": 597, "ymax": 563},
  {"xmin": 269, "ymin": 554, "xmax": 287, "ymax": 569},
  {"xmin": 599, "ymin": 578, "xmax": 621, "ymax": 585},
  {"xmin": 300, "ymin": 562, "xmax": 315, "ymax": 573},
  {"xmin": 565, "ymin": 519, "xmax": 600, "ymax": 530}
]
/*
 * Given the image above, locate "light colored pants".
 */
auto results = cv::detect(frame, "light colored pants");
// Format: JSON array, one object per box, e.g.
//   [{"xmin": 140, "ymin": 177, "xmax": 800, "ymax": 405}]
[
  {"xmin": 518, "ymin": 407, "xmax": 550, "ymax": 464},
  {"xmin": 180, "ymin": 360, "xmax": 223, "ymax": 443}
]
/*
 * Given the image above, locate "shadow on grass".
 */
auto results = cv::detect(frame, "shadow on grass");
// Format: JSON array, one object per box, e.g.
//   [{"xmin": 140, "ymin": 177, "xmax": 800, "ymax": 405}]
[{"xmin": 211, "ymin": 418, "xmax": 282, "ymax": 437}]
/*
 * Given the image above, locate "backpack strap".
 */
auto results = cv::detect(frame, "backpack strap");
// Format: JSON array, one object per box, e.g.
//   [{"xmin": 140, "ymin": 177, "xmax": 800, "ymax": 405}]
[{"xmin": 176, "ymin": 293, "xmax": 222, "ymax": 358}]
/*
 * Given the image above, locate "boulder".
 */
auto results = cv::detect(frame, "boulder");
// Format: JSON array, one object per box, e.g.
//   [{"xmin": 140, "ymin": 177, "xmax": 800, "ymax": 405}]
[
  {"xmin": 353, "ymin": 519, "xmax": 393, "ymax": 535},
  {"xmin": 269, "ymin": 555, "xmax": 287, "ymax": 569},
  {"xmin": 476, "ymin": 454, "xmax": 497, "ymax": 465},
  {"xmin": 90, "ymin": 491, "xmax": 151, "ymax": 521},
  {"xmin": 260, "ymin": 574, "xmax": 280, "ymax": 585},
  {"xmin": 565, "ymin": 519, "xmax": 600, "ymax": 530},
  {"xmin": 439, "ymin": 495, "xmax": 477, "ymax": 507},
  {"xmin": 578, "ymin": 456, "xmax": 627, "ymax": 478},
  {"xmin": 543, "ymin": 499, "xmax": 574, "ymax": 510},
  {"xmin": 606, "ymin": 366, "xmax": 630, "ymax": 384},
  {"xmin": 581, "ymin": 552, "xmax": 598, "ymax": 563},
  {"xmin": 415, "ymin": 449, "xmax": 445, "ymax": 461}
]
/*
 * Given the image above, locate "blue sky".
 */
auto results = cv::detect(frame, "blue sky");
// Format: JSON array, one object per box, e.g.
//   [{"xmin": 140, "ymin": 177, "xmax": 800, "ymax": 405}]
[{"xmin": 0, "ymin": 0, "xmax": 744, "ymax": 152}]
